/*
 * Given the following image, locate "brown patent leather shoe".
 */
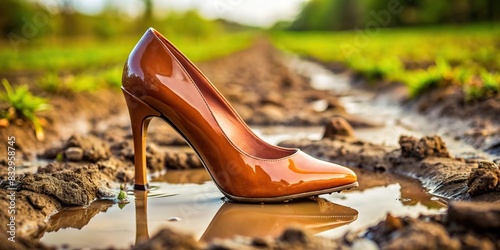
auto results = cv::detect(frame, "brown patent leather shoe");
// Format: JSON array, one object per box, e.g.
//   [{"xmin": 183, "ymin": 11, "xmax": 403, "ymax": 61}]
[{"xmin": 122, "ymin": 28, "xmax": 358, "ymax": 202}]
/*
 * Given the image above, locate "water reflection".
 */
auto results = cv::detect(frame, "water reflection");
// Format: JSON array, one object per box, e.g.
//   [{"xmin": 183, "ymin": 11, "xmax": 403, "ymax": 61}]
[
  {"xmin": 199, "ymin": 199, "xmax": 357, "ymax": 242},
  {"xmin": 135, "ymin": 191, "xmax": 149, "ymax": 245},
  {"xmin": 133, "ymin": 190, "xmax": 357, "ymax": 244},
  {"xmin": 41, "ymin": 169, "xmax": 446, "ymax": 249},
  {"xmin": 46, "ymin": 200, "xmax": 114, "ymax": 233}
]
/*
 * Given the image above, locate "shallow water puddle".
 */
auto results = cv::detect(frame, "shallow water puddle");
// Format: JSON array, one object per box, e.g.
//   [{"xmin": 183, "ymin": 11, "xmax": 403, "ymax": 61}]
[{"xmin": 40, "ymin": 168, "xmax": 446, "ymax": 249}]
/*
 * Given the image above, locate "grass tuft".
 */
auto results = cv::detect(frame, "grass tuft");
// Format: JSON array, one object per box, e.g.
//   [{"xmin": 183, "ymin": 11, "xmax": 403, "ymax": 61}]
[{"xmin": 1, "ymin": 79, "xmax": 51, "ymax": 140}]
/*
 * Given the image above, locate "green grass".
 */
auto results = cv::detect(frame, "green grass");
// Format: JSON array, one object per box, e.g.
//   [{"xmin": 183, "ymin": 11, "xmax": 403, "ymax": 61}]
[
  {"xmin": 0, "ymin": 32, "xmax": 254, "ymax": 73},
  {"xmin": 0, "ymin": 30, "xmax": 254, "ymax": 137},
  {"xmin": 1, "ymin": 31, "xmax": 255, "ymax": 94},
  {"xmin": 271, "ymin": 24, "xmax": 500, "ymax": 99},
  {"xmin": 1, "ymin": 79, "xmax": 50, "ymax": 140}
]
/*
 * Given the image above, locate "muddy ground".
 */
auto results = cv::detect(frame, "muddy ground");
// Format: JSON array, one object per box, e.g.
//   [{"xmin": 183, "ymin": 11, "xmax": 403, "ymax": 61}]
[{"xmin": 1, "ymin": 41, "xmax": 500, "ymax": 249}]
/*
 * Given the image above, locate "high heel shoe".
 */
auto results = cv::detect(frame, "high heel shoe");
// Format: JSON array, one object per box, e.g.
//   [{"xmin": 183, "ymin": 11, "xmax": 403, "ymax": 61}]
[{"xmin": 122, "ymin": 28, "xmax": 358, "ymax": 202}]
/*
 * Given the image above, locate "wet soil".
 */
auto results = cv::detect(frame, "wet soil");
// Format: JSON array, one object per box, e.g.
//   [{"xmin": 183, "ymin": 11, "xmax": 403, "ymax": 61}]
[
  {"xmin": 1, "ymin": 40, "xmax": 499, "ymax": 249},
  {"xmin": 412, "ymin": 86, "xmax": 500, "ymax": 155},
  {"xmin": 280, "ymin": 135, "xmax": 500, "ymax": 202},
  {"xmin": 38, "ymin": 167, "xmax": 446, "ymax": 249}
]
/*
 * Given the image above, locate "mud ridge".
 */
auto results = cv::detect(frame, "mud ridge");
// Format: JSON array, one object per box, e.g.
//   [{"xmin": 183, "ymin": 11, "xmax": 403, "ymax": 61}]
[
  {"xmin": 279, "ymin": 134, "xmax": 500, "ymax": 202},
  {"xmin": 0, "ymin": 164, "xmax": 112, "ymax": 248}
]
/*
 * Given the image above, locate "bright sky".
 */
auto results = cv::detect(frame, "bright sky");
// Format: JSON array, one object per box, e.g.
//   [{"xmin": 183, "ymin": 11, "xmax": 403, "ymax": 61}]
[{"xmin": 41, "ymin": 0, "xmax": 308, "ymax": 27}]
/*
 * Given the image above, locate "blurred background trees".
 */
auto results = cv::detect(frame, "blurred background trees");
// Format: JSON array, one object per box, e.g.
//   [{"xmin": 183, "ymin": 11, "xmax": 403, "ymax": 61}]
[
  {"xmin": 0, "ymin": 0, "xmax": 497, "ymax": 41},
  {"xmin": 289, "ymin": 0, "xmax": 497, "ymax": 31}
]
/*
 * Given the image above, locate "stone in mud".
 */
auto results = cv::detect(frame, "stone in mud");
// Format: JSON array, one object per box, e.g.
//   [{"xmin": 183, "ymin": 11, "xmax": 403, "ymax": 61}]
[
  {"xmin": 366, "ymin": 214, "xmax": 460, "ymax": 250},
  {"xmin": 399, "ymin": 135, "xmax": 450, "ymax": 160},
  {"xmin": 64, "ymin": 147, "xmax": 84, "ymax": 161},
  {"xmin": 133, "ymin": 228, "xmax": 200, "ymax": 250},
  {"xmin": 65, "ymin": 135, "xmax": 111, "ymax": 162},
  {"xmin": 19, "ymin": 165, "xmax": 106, "ymax": 206},
  {"xmin": 322, "ymin": 116, "xmax": 355, "ymax": 139},
  {"xmin": 467, "ymin": 161, "xmax": 500, "ymax": 197}
]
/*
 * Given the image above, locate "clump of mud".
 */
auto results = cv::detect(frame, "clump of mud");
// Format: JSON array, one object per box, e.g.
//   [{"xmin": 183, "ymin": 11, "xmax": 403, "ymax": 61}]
[
  {"xmin": 399, "ymin": 135, "xmax": 450, "ymax": 159},
  {"xmin": 20, "ymin": 165, "xmax": 108, "ymax": 206},
  {"xmin": 38, "ymin": 133, "xmax": 204, "ymax": 185},
  {"xmin": 280, "ymin": 133, "xmax": 500, "ymax": 201},
  {"xmin": 0, "ymin": 165, "xmax": 111, "ymax": 241},
  {"xmin": 467, "ymin": 161, "xmax": 500, "ymax": 197},
  {"xmin": 366, "ymin": 201, "xmax": 500, "ymax": 249}
]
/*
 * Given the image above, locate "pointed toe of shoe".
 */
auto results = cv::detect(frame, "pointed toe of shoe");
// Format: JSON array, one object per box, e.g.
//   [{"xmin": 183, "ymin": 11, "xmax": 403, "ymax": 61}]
[
  {"xmin": 318, "ymin": 161, "xmax": 358, "ymax": 189},
  {"xmin": 338, "ymin": 165, "xmax": 357, "ymax": 184}
]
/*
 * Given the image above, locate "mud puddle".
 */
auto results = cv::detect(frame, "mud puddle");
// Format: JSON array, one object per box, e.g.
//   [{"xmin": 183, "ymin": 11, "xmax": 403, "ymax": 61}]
[{"xmin": 39, "ymin": 167, "xmax": 446, "ymax": 249}]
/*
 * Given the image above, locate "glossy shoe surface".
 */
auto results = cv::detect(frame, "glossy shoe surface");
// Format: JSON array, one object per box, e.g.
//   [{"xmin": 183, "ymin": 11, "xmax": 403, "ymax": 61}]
[{"xmin": 122, "ymin": 28, "xmax": 358, "ymax": 202}]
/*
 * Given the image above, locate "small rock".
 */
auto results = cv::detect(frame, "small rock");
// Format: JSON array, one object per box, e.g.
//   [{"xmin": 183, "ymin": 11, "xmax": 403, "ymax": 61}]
[
  {"xmin": 97, "ymin": 187, "xmax": 116, "ymax": 199},
  {"xmin": 322, "ymin": 116, "xmax": 355, "ymax": 139},
  {"xmin": 64, "ymin": 147, "xmax": 84, "ymax": 161}
]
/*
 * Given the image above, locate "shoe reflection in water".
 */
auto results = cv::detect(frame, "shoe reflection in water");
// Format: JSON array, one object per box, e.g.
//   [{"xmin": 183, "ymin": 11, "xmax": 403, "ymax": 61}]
[
  {"xmin": 135, "ymin": 191, "xmax": 149, "ymax": 245},
  {"xmin": 134, "ymin": 191, "xmax": 358, "ymax": 244}
]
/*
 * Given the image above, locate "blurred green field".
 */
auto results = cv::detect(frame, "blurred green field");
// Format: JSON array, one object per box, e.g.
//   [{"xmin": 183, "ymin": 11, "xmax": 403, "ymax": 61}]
[
  {"xmin": 0, "ymin": 31, "xmax": 254, "ymax": 93},
  {"xmin": 272, "ymin": 24, "xmax": 500, "ymax": 99}
]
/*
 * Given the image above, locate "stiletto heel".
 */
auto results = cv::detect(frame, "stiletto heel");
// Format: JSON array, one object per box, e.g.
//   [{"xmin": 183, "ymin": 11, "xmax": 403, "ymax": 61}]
[
  {"xmin": 122, "ymin": 28, "xmax": 358, "ymax": 202},
  {"xmin": 122, "ymin": 88, "xmax": 160, "ymax": 190}
]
